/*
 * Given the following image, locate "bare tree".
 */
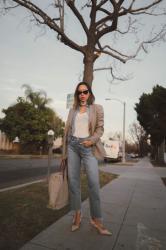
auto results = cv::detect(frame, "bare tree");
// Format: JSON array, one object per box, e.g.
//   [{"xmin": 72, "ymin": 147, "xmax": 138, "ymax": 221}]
[
  {"xmin": 107, "ymin": 131, "xmax": 122, "ymax": 141},
  {"xmin": 1, "ymin": 0, "xmax": 166, "ymax": 86},
  {"xmin": 129, "ymin": 121, "xmax": 148, "ymax": 156}
]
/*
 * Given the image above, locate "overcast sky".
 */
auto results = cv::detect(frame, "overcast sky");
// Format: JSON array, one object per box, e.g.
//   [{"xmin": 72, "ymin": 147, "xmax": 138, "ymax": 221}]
[{"xmin": 0, "ymin": 3, "xmax": 166, "ymax": 141}]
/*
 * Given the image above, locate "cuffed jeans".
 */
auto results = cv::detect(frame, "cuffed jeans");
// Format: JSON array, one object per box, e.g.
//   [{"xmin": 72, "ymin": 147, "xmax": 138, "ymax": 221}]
[{"xmin": 67, "ymin": 135, "xmax": 102, "ymax": 219}]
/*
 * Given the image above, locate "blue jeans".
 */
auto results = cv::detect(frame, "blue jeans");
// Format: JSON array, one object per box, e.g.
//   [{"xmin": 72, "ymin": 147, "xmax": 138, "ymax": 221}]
[{"xmin": 67, "ymin": 135, "xmax": 102, "ymax": 219}]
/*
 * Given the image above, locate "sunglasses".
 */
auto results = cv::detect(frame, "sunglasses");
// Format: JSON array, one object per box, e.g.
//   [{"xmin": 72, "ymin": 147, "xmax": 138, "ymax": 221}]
[{"xmin": 77, "ymin": 90, "xmax": 89, "ymax": 95}]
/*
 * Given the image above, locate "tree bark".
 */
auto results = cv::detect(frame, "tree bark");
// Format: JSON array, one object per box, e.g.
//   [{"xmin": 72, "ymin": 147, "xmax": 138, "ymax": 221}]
[
  {"xmin": 83, "ymin": 55, "xmax": 94, "ymax": 87},
  {"xmin": 158, "ymin": 140, "xmax": 165, "ymax": 164}
]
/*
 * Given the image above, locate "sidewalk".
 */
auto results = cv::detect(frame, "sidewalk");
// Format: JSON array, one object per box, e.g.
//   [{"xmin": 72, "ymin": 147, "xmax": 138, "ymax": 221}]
[{"xmin": 20, "ymin": 157, "xmax": 166, "ymax": 250}]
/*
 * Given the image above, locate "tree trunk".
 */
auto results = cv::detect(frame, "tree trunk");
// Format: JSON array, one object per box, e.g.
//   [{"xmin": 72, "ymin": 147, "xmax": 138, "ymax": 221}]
[
  {"xmin": 83, "ymin": 55, "xmax": 94, "ymax": 87},
  {"xmin": 151, "ymin": 145, "xmax": 156, "ymax": 160},
  {"xmin": 158, "ymin": 140, "xmax": 165, "ymax": 164}
]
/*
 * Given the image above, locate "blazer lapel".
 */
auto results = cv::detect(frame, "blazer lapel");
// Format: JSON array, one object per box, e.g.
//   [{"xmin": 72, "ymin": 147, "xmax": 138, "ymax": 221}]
[
  {"xmin": 68, "ymin": 108, "xmax": 75, "ymax": 127},
  {"xmin": 88, "ymin": 105, "xmax": 94, "ymax": 134}
]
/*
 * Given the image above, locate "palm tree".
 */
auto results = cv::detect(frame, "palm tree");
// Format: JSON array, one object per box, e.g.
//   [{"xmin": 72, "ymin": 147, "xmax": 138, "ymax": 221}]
[{"xmin": 22, "ymin": 84, "xmax": 52, "ymax": 109}]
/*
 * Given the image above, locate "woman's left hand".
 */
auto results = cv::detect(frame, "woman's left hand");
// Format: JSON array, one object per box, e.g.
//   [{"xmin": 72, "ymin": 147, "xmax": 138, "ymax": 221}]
[{"xmin": 80, "ymin": 140, "xmax": 93, "ymax": 147}]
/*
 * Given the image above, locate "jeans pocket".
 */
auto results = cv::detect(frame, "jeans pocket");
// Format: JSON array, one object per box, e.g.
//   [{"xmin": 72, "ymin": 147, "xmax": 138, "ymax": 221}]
[{"xmin": 81, "ymin": 145, "xmax": 92, "ymax": 154}]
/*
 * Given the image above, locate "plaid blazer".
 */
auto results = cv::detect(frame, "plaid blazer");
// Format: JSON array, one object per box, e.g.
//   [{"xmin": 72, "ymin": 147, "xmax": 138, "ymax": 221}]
[{"xmin": 62, "ymin": 104, "xmax": 106, "ymax": 160}]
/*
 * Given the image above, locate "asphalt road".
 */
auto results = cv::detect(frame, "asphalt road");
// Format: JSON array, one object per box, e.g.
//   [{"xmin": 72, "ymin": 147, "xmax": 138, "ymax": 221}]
[
  {"xmin": 0, "ymin": 158, "xmax": 61, "ymax": 189},
  {"xmin": 0, "ymin": 156, "xmax": 136, "ymax": 189}
]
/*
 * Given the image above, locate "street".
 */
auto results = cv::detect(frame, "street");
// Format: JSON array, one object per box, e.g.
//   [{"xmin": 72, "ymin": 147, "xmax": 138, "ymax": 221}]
[
  {"xmin": 0, "ymin": 158, "xmax": 61, "ymax": 189},
  {"xmin": 0, "ymin": 157, "xmax": 137, "ymax": 189}
]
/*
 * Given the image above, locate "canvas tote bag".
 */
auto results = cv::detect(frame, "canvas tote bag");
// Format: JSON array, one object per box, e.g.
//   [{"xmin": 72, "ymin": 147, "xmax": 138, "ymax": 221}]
[{"xmin": 47, "ymin": 168, "xmax": 69, "ymax": 210}]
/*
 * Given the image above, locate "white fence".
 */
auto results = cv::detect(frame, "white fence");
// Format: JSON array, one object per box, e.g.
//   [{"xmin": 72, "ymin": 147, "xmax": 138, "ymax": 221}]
[{"xmin": 0, "ymin": 131, "xmax": 14, "ymax": 151}]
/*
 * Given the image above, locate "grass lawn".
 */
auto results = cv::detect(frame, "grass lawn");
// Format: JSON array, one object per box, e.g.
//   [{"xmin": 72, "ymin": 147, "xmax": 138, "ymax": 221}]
[
  {"xmin": 0, "ymin": 170, "xmax": 118, "ymax": 250},
  {"xmin": 151, "ymin": 160, "xmax": 166, "ymax": 168},
  {"xmin": 161, "ymin": 178, "xmax": 166, "ymax": 186},
  {"xmin": 151, "ymin": 160, "xmax": 166, "ymax": 187}
]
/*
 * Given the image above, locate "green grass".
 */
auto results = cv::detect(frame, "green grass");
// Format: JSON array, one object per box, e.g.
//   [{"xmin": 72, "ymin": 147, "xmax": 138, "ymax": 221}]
[{"xmin": 0, "ymin": 171, "xmax": 118, "ymax": 250}]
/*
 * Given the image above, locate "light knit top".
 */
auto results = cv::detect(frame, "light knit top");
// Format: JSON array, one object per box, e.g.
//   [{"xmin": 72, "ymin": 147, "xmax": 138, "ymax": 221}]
[{"xmin": 73, "ymin": 111, "xmax": 89, "ymax": 138}]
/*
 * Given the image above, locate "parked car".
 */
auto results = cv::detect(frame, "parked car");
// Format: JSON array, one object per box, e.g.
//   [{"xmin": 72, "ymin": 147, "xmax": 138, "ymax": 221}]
[{"xmin": 129, "ymin": 153, "xmax": 139, "ymax": 158}]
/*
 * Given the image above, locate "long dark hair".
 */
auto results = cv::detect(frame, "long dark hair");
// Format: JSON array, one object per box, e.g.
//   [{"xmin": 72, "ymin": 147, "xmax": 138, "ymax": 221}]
[{"xmin": 73, "ymin": 82, "xmax": 95, "ymax": 109}]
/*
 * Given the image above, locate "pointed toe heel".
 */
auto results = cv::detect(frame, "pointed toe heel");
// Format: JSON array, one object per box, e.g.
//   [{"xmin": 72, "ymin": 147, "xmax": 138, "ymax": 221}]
[
  {"xmin": 90, "ymin": 219, "xmax": 112, "ymax": 236},
  {"xmin": 71, "ymin": 212, "xmax": 82, "ymax": 232},
  {"xmin": 71, "ymin": 223, "xmax": 80, "ymax": 232}
]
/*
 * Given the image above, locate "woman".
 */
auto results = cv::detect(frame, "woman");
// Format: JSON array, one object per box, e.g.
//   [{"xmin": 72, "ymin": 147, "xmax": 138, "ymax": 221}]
[{"xmin": 61, "ymin": 82, "xmax": 112, "ymax": 236}]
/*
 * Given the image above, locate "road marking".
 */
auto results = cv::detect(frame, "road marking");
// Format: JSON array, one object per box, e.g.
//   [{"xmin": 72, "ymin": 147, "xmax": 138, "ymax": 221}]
[{"xmin": 0, "ymin": 179, "xmax": 45, "ymax": 192}]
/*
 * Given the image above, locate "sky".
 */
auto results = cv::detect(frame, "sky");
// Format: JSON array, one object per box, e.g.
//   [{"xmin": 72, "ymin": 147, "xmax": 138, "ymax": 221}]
[{"xmin": 0, "ymin": 2, "xmax": 166, "ymax": 142}]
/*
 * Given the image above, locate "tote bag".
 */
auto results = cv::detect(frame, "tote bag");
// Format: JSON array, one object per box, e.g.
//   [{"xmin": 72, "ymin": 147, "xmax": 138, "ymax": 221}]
[{"xmin": 47, "ymin": 169, "xmax": 69, "ymax": 210}]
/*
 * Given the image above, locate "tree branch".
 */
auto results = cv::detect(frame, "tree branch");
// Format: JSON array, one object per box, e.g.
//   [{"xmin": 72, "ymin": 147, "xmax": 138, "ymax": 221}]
[
  {"xmin": 95, "ymin": 41, "xmax": 128, "ymax": 63},
  {"xmin": 127, "ymin": 25, "xmax": 166, "ymax": 58},
  {"xmin": 116, "ymin": 16, "xmax": 137, "ymax": 35},
  {"xmin": 96, "ymin": 1, "xmax": 124, "ymax": 39},
  {"xmin": 97, "ymin": 7, "xmax": 111, "ymax": 16},
  {"xmin": 130, "ymin": 0, "xmax": 163, "ymax": 14},
  {"xmin": 95, "ymin": 22, "xmax": 166, "ymax": 64},
  {"xmin": 57, "ymin": 0, "xmax": 64, "ymax": 32},
  {"xmin": 120, "ymin": 0, "xmax": 164, "ymax": 16},
  {"xmin": 0, "ymin": 1, "xmax": 19, "ymax": 15},
  {"xmin": 66, "ymin": 0, "xmax": 89, "ymax": 36},
  {"xmin": 8, "ymin": 0, "xmax": 85, "ymax": 54},
  {"xmin": 96, "ymin": 0, "xmax": 108, "ymax": 10},
  {"xmin": 94, "ymin": 65, "xmax": 131, "ymax": 84}
]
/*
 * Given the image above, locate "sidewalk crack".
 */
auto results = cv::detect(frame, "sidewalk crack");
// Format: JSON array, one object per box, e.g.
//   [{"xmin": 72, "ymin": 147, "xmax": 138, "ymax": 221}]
[{"xmin": 112, "ymin": 182, "xmax": 137, "ymax": 250}]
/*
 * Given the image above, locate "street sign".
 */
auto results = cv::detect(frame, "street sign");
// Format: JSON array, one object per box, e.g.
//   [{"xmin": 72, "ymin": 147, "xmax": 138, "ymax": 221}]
[{"xmin": 66, "ymin": 93, "xmax": 74, "ymax": 109}]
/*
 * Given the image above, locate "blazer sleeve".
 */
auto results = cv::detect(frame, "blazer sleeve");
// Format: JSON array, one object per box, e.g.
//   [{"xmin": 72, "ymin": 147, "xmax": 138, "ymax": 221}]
[{"xmin": 89, "ymin": 104, "xmax": 104, "ymax": 144}]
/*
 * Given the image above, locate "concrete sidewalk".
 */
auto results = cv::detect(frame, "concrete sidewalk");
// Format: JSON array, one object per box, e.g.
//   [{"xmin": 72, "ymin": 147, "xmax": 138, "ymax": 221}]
[{"xmin": 20, "ymin": 157, "xmax": 166, "ymax": 250}]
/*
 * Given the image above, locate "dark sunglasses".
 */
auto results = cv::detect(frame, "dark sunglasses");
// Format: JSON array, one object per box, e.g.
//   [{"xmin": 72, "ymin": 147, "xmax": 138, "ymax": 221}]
[{"xmin": 77, "ymin": 90, "xmax": 89, "ymax": 95}]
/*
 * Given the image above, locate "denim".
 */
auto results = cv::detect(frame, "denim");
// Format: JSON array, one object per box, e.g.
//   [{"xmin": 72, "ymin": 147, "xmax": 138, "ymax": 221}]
[{"xmin": 67, "ymin": 135, "xmax": 102, "ymax": 219}]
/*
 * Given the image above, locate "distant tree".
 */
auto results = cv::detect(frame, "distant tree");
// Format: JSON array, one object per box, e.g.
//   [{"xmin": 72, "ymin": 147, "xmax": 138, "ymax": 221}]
[
  {"xmin": 135, "ymin": 85, "xmax": 166, "ymax": 162},
  {"xmin": 22, "ymin": 84, "xmax": 52, "ymax": 109},
  {"xmin": 129, "ymin": 121, "xmax": 148, "ymax": 157},
  {"xmin": 125, "ymin": 141, "xmax": 138, "ymax": 154},
  {"xmin": 1, "ymin": 1, "xmax": 166, "ymax": 85},
  {"xmin": 107, "ymin": 131, "xmax": 122, "ymax": 141},
  {"xmin": 0, "ymin": 96, "xmax": 64, "ymax": 154}
]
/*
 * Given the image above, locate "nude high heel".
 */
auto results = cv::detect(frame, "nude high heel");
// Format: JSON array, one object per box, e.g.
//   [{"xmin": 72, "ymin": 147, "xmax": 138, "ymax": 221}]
[
  {"xmin": 71, "ymin": 212, "xmax": 82, "ymax": 232},
  {"xmin": 90, "ymin": 219, "xmax": 112, "ymax": 236}
]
